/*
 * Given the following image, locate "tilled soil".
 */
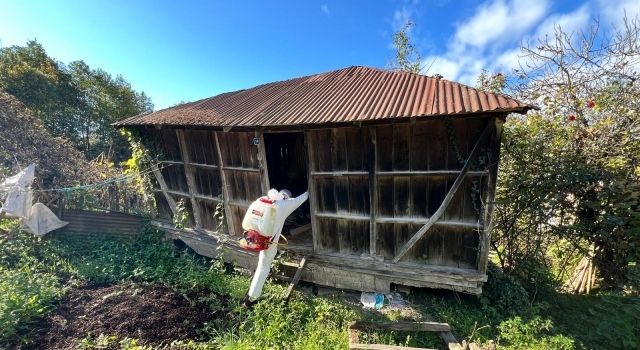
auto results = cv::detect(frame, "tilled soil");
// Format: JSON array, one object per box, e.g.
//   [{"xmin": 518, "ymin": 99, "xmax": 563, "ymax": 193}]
[{"xmin": 18, "ymin": 283, "xmax": 231, "ymax": 349}]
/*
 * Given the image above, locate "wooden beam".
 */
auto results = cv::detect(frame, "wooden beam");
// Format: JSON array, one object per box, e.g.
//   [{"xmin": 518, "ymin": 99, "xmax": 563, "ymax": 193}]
[
  {"xmin": 477, "ymin": 117, "xmax": 504, "ymax": 274},
  {"xmin": 369, "ymin": 126, "xmax": 378, "ymax": 257},
  {"xmin": 375, "ymin": 217, "xmax": 483, "ymax": 229},
  {"xmin": 288, "ymin": 223, "xmax": 312, "ymax": 237},
  {"xmin": 221, "ymin": 166, "xmax": 261, "ymax": 173},
  {"xmin": 350, "ymin": 321, "xmax": 451, "ymax": 332},
  {"xmin": 376, "ymin": 170, "xmax": 488, "ymax": 176},
  {"xmin": 255, "ymin": 130, "xmax": 271, "ymax": 193},
  {"xmin": 393, "ymin": 119, "xmax": 494, "ymax": 263},
  {"xmin": 305, "ymin": 131, "xmax": 321, "ymax": 253},
  {"xmin": 214, "ymin": 132, "xmax": 238, "ymax": 236},
  {"xmin": 176, "ymin": 130, "xmax": 202, "ymax": 228},
  {"xmin": 310, "ymin": 171, "xmax": 369, "ymax": 176},
  {"xmin": 188, "ymin": 163, "xmax": 219, "ymax": 170},
  {"xmin": 314, "ymin": 212, "xmax": 370, "ymax": 221},
  {"xmin": 150, "ymin": 163, "xmax": 177, "ymax": 216},
  {"xmin": 350, "ymin": 344, "xmax": 435, "ymax": 350},
  {"xmin": 284, "ymin": 257, "xmax": 307, "ymax": 302}
]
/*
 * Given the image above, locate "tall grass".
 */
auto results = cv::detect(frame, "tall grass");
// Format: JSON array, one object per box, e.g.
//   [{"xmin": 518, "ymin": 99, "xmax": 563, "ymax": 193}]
[{"xmin": 1, "ymin": 221, "xmax": 638, "ymax": 349}]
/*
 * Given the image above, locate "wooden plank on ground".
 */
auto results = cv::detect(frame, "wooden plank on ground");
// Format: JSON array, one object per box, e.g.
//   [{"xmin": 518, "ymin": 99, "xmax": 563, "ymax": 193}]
[
  {"xmin": 350, "ymin": 321, "xmax": 451, "ymax": 332},
  {"xmin": 350, "ymin": 344, "xmax": 436, "ymax": 350},
  {"xmin": 288, "ymin": 223, "xmax": 312, "ymax": 237}
]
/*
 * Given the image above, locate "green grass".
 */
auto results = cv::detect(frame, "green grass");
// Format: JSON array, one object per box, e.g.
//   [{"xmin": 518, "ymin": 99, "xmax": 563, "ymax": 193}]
[{"xmin": 0, "ymin": 220, "xmax": 638, "ymax": 349}]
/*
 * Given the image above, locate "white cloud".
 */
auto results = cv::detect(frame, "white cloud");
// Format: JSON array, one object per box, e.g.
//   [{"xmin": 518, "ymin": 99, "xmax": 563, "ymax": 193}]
[
  {"xmin": 320, "ymin": 4, "xmax": 330, "ymax": 16},
  {"xmin": 423, "ymin": 56, "xmax": 462, "ymax": 80},
  {"xmin": 390, "ymin": 0, "xmax": 422, "ymax": 31},
  {"xmin": 393, "ymin": 0, "xmax": 640, "ymax": 86},
  {"xmin": 596, "ymin": 0, "xmax": 640, "ymax": 28},
  {"xmin": 453, "ymin": 0, "xmax": 549, "ymax": 51},
  {"xmin": 533, "ymin": 4, "xmax": 591, "ymax": 42},
  {"xmin": 412, "ymin": 0, "xmax": 611, "ymax": 87}
]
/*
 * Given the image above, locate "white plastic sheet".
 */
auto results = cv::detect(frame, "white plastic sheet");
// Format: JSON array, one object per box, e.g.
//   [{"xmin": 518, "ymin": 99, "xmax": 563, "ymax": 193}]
[
  {"xmin": 23, "ymin": 203, "xmax": 68, "ymax": 237},
  {"xmin": 1, "ymin": 187, "xmax": 32, "ymax": 219},
  {"xmin": 1, "ymin": 164, "xmax": 67, "ymax": 236},
  {"xmin": 0, "ymin": 164, "xmax": 35, "ymax": 191},
  {"xmin": 0, "ymin": 164, "xmax": 35, "ymax": 218}
]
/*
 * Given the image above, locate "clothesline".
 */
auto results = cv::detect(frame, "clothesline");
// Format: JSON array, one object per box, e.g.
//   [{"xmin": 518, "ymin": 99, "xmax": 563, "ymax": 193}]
[{"xmin": 2, "ymin": 163, "xmax": 173, "ymax": 194}]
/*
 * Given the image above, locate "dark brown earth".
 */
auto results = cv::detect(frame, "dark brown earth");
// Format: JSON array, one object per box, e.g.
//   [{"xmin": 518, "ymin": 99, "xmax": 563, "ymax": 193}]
[{"xmin": 17, "ymin": 283, "xmax": 232, "ymax": 349}]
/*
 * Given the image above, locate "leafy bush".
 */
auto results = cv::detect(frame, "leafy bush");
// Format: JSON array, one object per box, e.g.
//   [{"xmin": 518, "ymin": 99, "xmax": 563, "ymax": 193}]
[
  {"xmin": 497, "ymin": 317, "xmax": 574, "ymax": 350},
  {"xmin": 482, "ymin": 264, "xmax": 531, "ymax": 316}
]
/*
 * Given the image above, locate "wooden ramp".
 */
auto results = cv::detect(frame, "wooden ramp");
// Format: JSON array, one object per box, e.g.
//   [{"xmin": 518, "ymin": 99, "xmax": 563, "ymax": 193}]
[{"xmin": 348, "ymin": 321, "xmax": 466, "ymax": 350}]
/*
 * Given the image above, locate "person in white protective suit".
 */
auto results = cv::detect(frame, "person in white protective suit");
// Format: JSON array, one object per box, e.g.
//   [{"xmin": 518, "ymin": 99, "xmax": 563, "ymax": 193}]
[{"xmin": 242, "ymin": 188, "xmax": 308, "ymax": 307}]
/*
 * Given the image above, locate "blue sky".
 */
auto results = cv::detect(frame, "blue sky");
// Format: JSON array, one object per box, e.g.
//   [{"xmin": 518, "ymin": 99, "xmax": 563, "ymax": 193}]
[{"xmin": 0, "ymin": 0, "xmax": 638, "ymax": 110}]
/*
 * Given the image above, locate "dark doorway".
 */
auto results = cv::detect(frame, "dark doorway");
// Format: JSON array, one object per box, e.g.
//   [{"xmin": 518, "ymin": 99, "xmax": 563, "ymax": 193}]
[{"xmin": 263, "ymin": 132, "xmax": 311, "ymax": 240}]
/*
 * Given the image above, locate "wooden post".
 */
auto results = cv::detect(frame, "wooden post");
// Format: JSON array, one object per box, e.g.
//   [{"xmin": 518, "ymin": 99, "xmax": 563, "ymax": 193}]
[
  {"xmin": 150, "ymin": 163, "xmax": 177, "ymax": 216},
  {"xmin": 305, "ymin": 131, "xmax": 321, "ymax": 253},
  {"xmin": 368, "ymin": 126, "xmax": 378, "ymax": 257},
  {"xmin": 284, "ymin": 257, "xmax": 307, "ymax": 302},
  {"xmin": 477, "ymin": 117, "xmax": 503, "ymax": 274},
  {"xmin": 214, "ymin": 132, "xmax": 238, "ymax": 236},
  {"xmin": 176, "ymin": 130, "xmax": 203, "ymax": 228},
  {"xmin": 393, "ymin": 119, "xmax": 494, "ymax": 263},
  {"xmin": 255, "ymin": 130, "xmax": 271, "ymax": 193}
]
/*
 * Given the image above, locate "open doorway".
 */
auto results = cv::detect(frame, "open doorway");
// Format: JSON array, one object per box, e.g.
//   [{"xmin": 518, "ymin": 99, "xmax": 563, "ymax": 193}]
[{"xmin": 263, "ymin": 132, "xmax": 312, "ymax": 245}]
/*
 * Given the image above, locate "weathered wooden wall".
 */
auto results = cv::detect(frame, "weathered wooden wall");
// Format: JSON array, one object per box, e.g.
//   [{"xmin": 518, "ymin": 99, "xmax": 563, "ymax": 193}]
[
  {"xmin": 138, "ymin": 114, "xmax": 502, "ymax": 292},
  {"xmin": 142, "ymin": 128, "xmax": 268, "ymax": 237},
  {"xmin": 306, "ymin": 116, "xmax": 497, "ymax": 272}
]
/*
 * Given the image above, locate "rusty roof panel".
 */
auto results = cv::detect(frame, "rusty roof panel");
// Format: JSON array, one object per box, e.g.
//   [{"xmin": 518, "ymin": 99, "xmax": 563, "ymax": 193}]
[{"xmin": 114, "ymin": 66, "xmax": 532, "ymax": 128}]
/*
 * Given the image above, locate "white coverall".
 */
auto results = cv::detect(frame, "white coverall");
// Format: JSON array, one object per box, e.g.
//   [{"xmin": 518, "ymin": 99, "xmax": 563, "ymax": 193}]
[{"xmin": 247, "ymin": 191, "xmax": 308, "ymax": 301}]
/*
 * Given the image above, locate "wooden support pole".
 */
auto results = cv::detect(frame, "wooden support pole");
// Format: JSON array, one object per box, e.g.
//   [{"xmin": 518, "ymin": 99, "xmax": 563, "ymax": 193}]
[
  {"xmin": 214, "ymin": 132, "xmax": 237, "ymax": 236},
  {"xmin": 255, "ymin": 130, "xmax": 271, "ymax": 193},
  {"xmin": 369, "ymin": 126, "xmax": 379, "ymax": 257},
  {"xmin": 393, "ymin": 119, "xmax": 494, "ymax": 263},
  {"xmin": 150, "ymin": 162, "xmax": 177, "ymax": 216},
  {"xmin": 305, "ymin": 131, "xmax": 321, "ymax": 253},
  {"xmin": 477, "ymin": 117, "xmax": 503, "ymax": 274},
  {"xmin": 284, "ymin": 257, "xmax": 307, "ymax": 302},
  {"xmin": 176, "ymin": 130, "xmax": 202, "ymax": 228}
]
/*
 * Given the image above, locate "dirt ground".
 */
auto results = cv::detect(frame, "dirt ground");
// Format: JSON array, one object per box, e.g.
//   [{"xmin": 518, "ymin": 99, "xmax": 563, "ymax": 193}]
[{"xmin": 18, "ymin": 283, "xmax": 231, "ymax": 349}]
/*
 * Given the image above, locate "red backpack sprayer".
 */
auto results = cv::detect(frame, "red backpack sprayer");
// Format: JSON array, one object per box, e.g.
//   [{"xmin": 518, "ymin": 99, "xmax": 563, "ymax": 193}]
[{"xmin": 240, "ymin": 188, "xmax": 308, "ymax": 307}]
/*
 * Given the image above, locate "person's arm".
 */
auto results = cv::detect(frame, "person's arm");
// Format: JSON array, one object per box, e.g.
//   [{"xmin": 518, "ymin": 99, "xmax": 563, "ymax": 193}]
[{"xmin": 277, "ymin": 191, "xmax": 309, "ymax": 217}]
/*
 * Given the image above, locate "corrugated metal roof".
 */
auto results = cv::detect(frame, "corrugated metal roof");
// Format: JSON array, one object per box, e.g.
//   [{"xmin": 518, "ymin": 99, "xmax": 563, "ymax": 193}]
[{"xmin": 115, "ymin": 66, "xmax": 532, "ymax": 128}]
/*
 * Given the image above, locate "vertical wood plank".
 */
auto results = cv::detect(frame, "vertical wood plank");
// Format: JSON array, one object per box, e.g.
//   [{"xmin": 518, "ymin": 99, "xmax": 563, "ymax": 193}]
[
  {"xmin": 255, "ymin": 130, "xmax": 271, "ymax": 193},
  {"xmin": 478, "ymin": 117, "xmax": 503, "ymax": 274},
  {"xmin": 214, "ymin": 131, "xmax": 237, "ymax": 236},
  {"xmin": 369, "ymin": 127, "xmax": 378, "ymax": 257},
  {"xmin": 176, "ymin": 130, "xmax": 203, "ymax": 228},
  {"xmin": 305, "ymin": 131, "xmax": 321, "ymax": 253}
]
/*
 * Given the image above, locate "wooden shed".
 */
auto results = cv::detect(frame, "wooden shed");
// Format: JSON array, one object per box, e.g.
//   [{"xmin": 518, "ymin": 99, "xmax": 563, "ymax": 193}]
[{"xmin": 115, "ymin": 66, "xmax": 531, "ymax": 294}]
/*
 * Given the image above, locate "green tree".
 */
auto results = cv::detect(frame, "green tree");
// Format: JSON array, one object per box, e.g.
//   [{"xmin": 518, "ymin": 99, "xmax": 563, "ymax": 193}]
[
  {"xmin": 493, "ymin": 17, "xmax": 640, "ymax": 292},
  {"xmin": 391, "ymin": 21, "xmax": 422, "ymax": 74},
  {"xmin": 0, "ymin": 40, "xmax": 81, "ymax": 142},
  {"xmin": 0, "ymin": 40, "xmax": 153, "ymax": 163}
]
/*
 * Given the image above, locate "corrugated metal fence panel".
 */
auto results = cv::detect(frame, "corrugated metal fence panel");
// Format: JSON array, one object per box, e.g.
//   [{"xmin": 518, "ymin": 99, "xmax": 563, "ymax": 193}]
[
  {"xmin": 114, "ymin": 66, "xmax": 532, "ymax": 129},
  {"xmin": 59, "ymin": 209, "xmax": 145, "ymax": 237}
]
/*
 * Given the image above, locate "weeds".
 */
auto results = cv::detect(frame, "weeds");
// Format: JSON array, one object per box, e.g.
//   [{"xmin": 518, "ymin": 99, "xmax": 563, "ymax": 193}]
[{"xmin": 1, "ymin": 221, "xmax": 639, "ymax": 349}]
